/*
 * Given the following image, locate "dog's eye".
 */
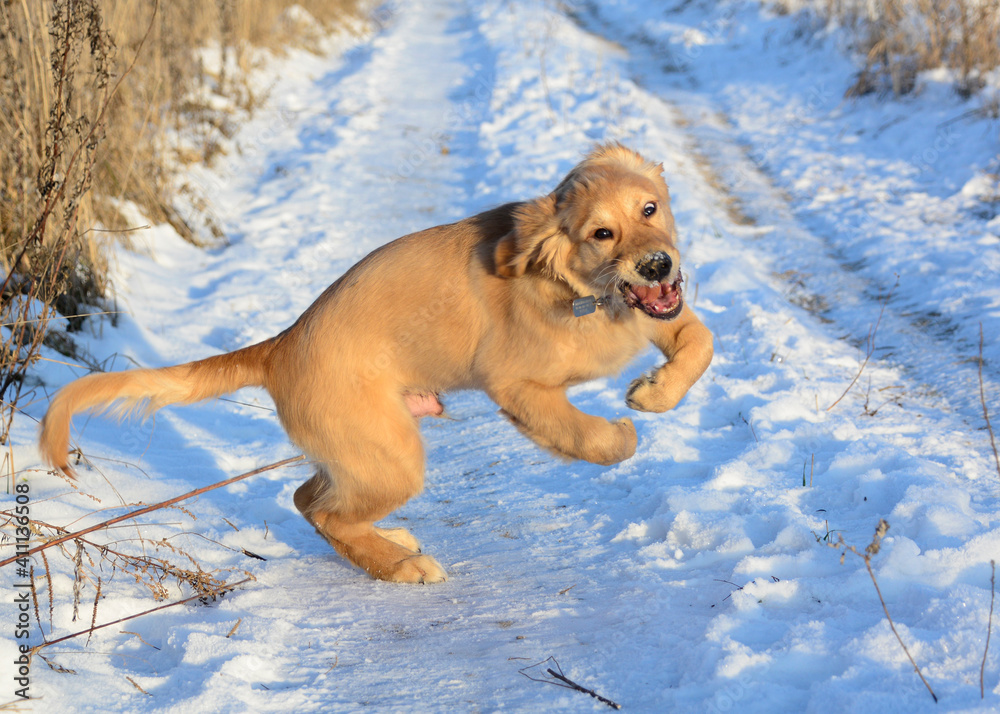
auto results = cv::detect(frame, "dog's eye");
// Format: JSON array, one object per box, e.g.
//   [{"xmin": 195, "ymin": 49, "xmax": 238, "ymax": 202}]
[
  {"xmin": 643, "ymin": 202, "xmax": 657, "ymax": 218},
  {"xmin": 594, "ymin": 228, "xmax": 614, "ymax": 240}
]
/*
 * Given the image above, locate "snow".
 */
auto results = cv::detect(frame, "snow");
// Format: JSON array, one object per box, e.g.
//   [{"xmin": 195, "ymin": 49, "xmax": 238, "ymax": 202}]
[{"xmin": 4, "ymin": 0, "xmax": 1000, "ymax": 711}]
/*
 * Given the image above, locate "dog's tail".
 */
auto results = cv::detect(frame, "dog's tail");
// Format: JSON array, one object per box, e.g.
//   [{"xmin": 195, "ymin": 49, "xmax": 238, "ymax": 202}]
[{"xmin": 39, "ymin": 339, "xmax": 276, "ymax": 476}]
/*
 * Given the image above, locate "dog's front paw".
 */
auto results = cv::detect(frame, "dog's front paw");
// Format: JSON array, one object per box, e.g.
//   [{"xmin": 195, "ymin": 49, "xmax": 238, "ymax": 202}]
[{"xmin": 626, "ymin": 372, "xmax": 682, "ymax": 413}]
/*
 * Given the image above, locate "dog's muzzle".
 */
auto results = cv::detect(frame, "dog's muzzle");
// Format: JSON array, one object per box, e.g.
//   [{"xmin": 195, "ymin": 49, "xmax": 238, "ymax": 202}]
[{"xmin": 622, "ymin": 252, "xmax": 684, "ymax": 320}]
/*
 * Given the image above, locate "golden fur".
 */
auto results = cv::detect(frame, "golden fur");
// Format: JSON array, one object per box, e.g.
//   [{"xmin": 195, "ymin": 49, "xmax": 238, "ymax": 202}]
[{"xmin": 39, "ymin": 144, "xmax": 714, "ymax": 583}]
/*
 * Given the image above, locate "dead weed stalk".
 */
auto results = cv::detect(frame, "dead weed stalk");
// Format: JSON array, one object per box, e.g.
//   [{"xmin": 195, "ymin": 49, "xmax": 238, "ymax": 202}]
[
  {"xmin": 827, "ymin": 278, "xmax": 896, "ymax": 412},
  {"xmin": 0, "ymin": 454, "xmax": 304, "ymax": 569},
  {"xmin": 825, "ymin": 519, "xmax": 938, "ymax": 702},
  {"xmin": 0, "ymin": 0, "xmax": 136, "ymax": 487},
  {"xmin": 0, "ymin": 456, "xmax": 303, "ymax": 656},
  {"xmin": 979, "ymin": 324, "xmax": 1000, "ymax": 483},
  {"xmin": 982, "ymin": 560, "xmax": 995, "ymax": 699},
  {"xmin": 34, "ymin": 576, "xmax": 253, "ymax": 656},
  {"xmin": 1, "ymin": 500, "xmax": 253, "ymax": 644}
]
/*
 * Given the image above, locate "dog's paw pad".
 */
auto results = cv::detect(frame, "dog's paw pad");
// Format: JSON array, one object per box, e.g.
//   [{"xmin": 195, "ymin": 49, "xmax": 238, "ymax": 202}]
[
  {"xmin": 626, "ymin": 373, "xmax": 681, "ymax": 413},
  {"xmin": 625, "ymin": 375, "xmax": 654, "ymax": 409}
]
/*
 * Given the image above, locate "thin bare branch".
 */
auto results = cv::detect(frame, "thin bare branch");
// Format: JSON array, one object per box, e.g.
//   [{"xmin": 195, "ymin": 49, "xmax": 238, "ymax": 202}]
[
  {"xmin": 983, "ymin": 560, "xmax": 996, "ymax": 699},
  {"xmin": 34, "ymin": 577, "xmax": 252, "ymax": 652},
  {"xmin": 979, "ymin": 324, "xmax": 1000, "ymax": 482},
  {"xmin": 828, "ymin": 520, "xmax": 937, "ymax": 703},
  {"xmin": 0, "ymin": 455, "xmax": 305, "ymax": 568},
  {"xmin": 828, "ymin": 278, "xmax": 897, "ymax": 411},
  {"xmin": 863, "ymin": 556, "xmax": 937, "ymax": 702},
  {"xmin": 519, "ymin": 657, "xmax": 621, "ymax": 710}
]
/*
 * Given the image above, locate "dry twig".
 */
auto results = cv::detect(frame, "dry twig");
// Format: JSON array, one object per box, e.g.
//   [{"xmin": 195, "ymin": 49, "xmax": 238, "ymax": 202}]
[
  {"xmin": 120, "ymin": 630, "xmax": 160, "ymax": 651},
  {"xmin": 828, "ymin": 279, "xmax": 897, "ymax": 412},
  {"xmin": 519, "ymin": 657, "xmax": 621, "ymax": 709},
  {"xmin": 827, "ymin": 519, "xmax": 937, "ymax": 703},
  {"xmin": 125, "ymin": 676, "xmax": 151, "ymax": 697},
  {"xmin": 983, "ymin": 560, "xmax": 996, "ymax": 699},
  {"xmin": 34, "ymin": 577, "xmax": 252, "ymax": 653},
  {"xmin": 979, "ymin": 324, "xmax": 1000, "ymax": 482},
  {"xmin": 86, "ymin": 577, "xmax": 102, "ymax": 646}
]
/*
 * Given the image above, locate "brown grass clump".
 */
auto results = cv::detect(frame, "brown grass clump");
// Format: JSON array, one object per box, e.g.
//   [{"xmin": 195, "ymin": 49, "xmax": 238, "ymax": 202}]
[
  {"xmin": 815, "ymin": 0, "xmax": 1000, "ymax": 96},
  {"xmin": 0, "ymin": 0, "xmax": 361, "ymax": 481}
]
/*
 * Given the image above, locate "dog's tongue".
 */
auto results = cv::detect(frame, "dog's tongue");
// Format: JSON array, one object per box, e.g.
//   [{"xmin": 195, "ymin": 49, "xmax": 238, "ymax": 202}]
[
  {"xmin": 631, "ymin": 284, "xmax": 663, "ymax": 304},
  {"xmin": 632, "ymin": 281, "xmax": 680, "ymax": 313}
]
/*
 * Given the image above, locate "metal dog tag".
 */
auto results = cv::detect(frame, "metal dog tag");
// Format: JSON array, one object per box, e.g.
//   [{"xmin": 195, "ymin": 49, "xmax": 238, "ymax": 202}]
[{"xmin": 572, "ymin": 296, "xmax": 606, "ymax": 317}]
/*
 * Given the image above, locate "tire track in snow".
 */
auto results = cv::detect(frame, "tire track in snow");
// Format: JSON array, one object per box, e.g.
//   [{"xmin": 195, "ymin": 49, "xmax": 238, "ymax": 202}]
[{"xmin": 570, "ymin": 0, "xmax": 998, "ymax": 430}]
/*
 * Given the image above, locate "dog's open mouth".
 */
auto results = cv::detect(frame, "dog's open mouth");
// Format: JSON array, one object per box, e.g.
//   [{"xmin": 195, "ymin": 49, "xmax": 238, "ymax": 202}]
[{"xmin": 622, "ymin": 274, "xmax": 684, "ymax": 320}]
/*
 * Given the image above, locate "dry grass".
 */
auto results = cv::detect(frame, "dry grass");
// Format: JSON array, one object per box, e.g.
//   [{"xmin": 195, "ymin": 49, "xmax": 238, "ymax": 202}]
[
  {"xmin": 1, "ymin": 0, "xmax": 124, "ymax": 482},
  {"xmin": 811, "ymin": 0, "xmax": 1000, "ymax": 96},
  {"xmin": 2, "ymin": 0, "xmax": 362, "ymax": 250},
  {"xmin": 0, "ymin": 0, "xmax": 362, "ymax": 481},
  {"xmin": 0, "ymin": 454, "xmax": 306, "ymax": 667},
  {"xmin": 0, "ymin": 499, "xmax": 256, "ymax": 656}
]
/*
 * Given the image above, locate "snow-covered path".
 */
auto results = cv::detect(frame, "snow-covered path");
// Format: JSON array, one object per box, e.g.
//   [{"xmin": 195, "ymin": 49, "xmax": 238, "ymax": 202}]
[{"xmin": 7, "ymin": 1, "xmax": 1000, "ymax": 712}]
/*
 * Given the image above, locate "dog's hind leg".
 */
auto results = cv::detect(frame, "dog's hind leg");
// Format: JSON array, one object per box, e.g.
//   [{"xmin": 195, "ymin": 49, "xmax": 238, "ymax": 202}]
[{"xmin": 291, "ymin": 396, "xmax": 445, "ymax": 584}]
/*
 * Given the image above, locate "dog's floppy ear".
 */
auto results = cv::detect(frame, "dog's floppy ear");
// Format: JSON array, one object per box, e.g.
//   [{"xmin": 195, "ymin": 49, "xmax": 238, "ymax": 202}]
[{"xmin": 494, "ymin": 195, "xmax": 562, "ymax": 278}]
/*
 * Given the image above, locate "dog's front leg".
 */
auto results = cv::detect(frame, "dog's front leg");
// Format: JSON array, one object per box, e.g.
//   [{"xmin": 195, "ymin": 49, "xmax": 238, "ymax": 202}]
[
  {"xmin": 626, "ymin": 306, "xmax": 714, "ymax": 413},
  {"xmin": 491, "ymin": 382, "xmax": 637, "ymax": 465}
]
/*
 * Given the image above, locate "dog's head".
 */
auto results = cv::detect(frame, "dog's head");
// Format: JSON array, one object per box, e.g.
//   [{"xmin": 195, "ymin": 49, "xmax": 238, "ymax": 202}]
[{"xmin": 495, "ymin": 143, "xmax": 684, "ymax": 320}]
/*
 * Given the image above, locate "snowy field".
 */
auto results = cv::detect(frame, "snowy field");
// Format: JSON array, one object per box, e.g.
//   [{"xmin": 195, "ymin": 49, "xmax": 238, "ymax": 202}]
[{"xmin": 4, "ymin": 0, "xmax": 1000, "ymax": 711}]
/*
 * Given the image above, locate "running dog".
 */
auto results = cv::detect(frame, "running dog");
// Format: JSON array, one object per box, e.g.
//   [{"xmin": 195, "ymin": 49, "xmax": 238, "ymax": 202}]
[{"xmin": 40, "ymin": 143, "xmax": 714, "ymax": 583}]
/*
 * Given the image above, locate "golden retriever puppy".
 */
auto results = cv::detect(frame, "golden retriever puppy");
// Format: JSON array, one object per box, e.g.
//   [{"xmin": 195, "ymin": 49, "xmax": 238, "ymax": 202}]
[{"xmin": 39, "ymin": 143, "xmax": 713, "ymax": 584}]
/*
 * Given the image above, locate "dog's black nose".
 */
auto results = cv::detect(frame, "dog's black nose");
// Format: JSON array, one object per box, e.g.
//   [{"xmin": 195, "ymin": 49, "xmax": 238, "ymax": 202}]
[{"xmin": 636, "ymin": 252, "xmax": 672, "ymax": 282}]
